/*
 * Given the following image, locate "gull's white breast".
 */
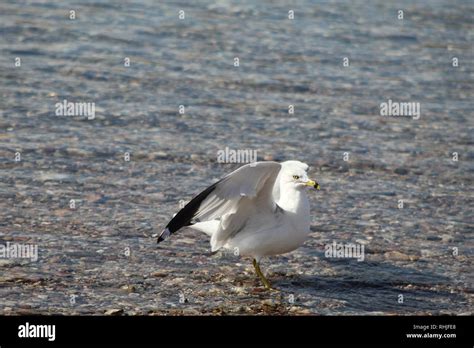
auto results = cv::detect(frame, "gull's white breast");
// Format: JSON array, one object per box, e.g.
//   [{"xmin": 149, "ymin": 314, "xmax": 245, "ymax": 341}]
[{"xmin": 225, "ymin": 190, "xmax": 311, "ymax": 258}]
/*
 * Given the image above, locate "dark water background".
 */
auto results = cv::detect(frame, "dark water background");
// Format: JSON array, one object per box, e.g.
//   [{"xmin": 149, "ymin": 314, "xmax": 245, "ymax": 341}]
[{"xmin": 0, "ymin": 0, "xmax": 472, "ymax": 314}]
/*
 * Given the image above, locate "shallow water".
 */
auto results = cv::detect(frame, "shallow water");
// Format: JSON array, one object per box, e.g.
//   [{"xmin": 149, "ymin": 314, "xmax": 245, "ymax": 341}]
[{"xmin": 0, "ymin": 0, "xmax": 472, "ymax": 315}]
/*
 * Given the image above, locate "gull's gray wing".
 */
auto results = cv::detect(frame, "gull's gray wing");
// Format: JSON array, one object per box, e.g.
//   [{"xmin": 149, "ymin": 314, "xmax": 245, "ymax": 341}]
[{"xmin": 158, "ymin": 161, "xmax": 282, "ymax": 249}]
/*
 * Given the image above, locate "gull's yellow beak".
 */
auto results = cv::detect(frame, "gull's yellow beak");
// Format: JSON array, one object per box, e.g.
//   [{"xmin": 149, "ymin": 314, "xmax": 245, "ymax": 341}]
[{"xmin": 305, "ymin": 180, "xmax": 320, "ymax": 190}]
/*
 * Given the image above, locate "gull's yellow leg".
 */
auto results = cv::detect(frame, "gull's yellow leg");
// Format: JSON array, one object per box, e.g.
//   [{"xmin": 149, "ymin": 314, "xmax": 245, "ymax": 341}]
[{"xmin": 253, "ymin": 258, "xmax": 272, "ymax": 290}]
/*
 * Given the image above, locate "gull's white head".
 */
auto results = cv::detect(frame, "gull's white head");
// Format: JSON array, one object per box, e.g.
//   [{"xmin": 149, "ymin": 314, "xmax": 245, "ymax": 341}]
[{"xmin": 280, "ymin": 161, "xmax": 320, "ymax": 190}]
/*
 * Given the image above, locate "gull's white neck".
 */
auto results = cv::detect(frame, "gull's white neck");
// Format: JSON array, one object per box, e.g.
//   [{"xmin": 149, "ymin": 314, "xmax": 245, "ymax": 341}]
[
  {"xmin": 277, "ymin": 183, "xmax": 310, "ymax": 217},
  {"xmin": 277, "ymin": 182, "xmax": 311, "ymax": 239}
]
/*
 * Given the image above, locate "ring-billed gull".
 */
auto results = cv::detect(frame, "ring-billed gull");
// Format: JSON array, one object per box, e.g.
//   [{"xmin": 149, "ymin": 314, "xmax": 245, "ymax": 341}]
[{"xmin": 157, "ymin": 160, "xmax": 319, "ymax": 289}]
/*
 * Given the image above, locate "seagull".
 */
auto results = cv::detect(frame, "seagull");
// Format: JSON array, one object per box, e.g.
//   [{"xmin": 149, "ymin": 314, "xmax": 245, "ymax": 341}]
[{"xmin": 157, "ymin": 160, "xmax": 319, "ymax": 289}]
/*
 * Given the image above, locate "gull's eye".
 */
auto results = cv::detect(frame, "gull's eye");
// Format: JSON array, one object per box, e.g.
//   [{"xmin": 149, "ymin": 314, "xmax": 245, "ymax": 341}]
[{"xmin": 293, "ymin": 175, "xmax": 300, "ymax": 180}]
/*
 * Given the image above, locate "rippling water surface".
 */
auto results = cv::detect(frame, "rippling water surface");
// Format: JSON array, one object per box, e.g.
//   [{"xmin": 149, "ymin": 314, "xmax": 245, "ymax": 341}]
[{"xmin": 0, "ymin": 0, "xmax": 472, "ymax": 315}]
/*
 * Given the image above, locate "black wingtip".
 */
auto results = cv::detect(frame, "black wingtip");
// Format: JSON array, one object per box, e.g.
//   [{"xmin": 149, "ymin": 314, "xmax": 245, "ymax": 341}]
[
  {"xmin": 157, "ymin": 228, "xmax": 170, "ymax": 244},
  {"xmin": 158, "ymin": 181, "xmax": 219, "ymax": 243}
]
